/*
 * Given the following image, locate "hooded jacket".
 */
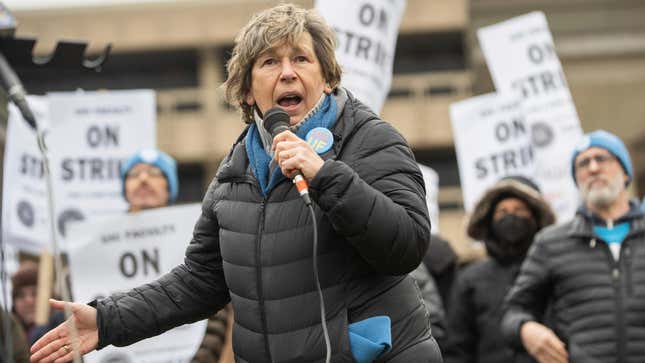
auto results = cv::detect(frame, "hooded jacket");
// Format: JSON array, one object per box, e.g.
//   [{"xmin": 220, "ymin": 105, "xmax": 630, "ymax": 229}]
[
  {"xmin": 92, "ymin": 89, "xmax": 437, "ymax": 362},
  {"xmin": 443, "ymin": 179, "xmax": 554, "ymax": 363},
  {"xmin": 502, "ymin": 200, "xmax": 645, "ymax": 363}
]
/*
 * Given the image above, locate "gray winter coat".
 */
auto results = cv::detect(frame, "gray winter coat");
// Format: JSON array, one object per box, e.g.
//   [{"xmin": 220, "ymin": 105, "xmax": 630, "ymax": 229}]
[{"xmin": 502, "ymin": 201, "xmax": 645, "ymax": 363}]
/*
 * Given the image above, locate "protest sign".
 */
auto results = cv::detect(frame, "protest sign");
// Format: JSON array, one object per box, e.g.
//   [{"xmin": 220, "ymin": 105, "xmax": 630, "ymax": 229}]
[
  {"xmin": 2, "ymin": 90, "xmax": 156, "ymax": 253},
  {"xmin": 478, "ymin": 12, "xmax": 582, "ymax": 220},
  {"xmin": 450, "ymin": 93, "xmax": 535, "ymax": 212},
  {"xmin": 48, "ymin": 90, "xmax": 156, "ymax": 240},
  {"xmin": 67, "ymin": 204, "xmax": 206, "ymax": 363},
  {"xmin": 418, "ymin": 163, "xmax": 440, "ymax": 233},
  {"xmin": 315, "ymin": 0, "xmax": 406, "ymax": 113},
  {"xmin": 0, "ymin": 244, "xmax": 20, "ymax": 309},
  {"xmin": 3, "ymin": 97, "xmax": 53, "ymax": 253}
]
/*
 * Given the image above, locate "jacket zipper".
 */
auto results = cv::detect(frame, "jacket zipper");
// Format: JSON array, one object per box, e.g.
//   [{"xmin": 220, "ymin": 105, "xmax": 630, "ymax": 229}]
[
  {"xmin": 221, "ymin": 173, "xmax": 271, "ymax": 360},
  {"xmin": 618, "ymin": 239, "xmax": 633, "ymax": 363},
  {"xmin": 614, "ymin": 254, "xmax": 625, "ymax": 363},
  {"xmin": 597, "ymin": 232, "xmax": 625, "ymax": 363},
  {"xmin": 622, "ymin": 242, "xmax": 633, "ymax": 296},
  {"xmin": 256, "ymin": 199, "xmax": 272, "ymax": 362}
]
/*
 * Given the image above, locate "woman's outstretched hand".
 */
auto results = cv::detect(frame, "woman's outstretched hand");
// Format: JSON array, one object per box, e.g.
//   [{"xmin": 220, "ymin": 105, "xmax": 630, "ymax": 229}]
[{"xmin": 30, "ymin": 299, "xmax": 99, "ymax": 363}]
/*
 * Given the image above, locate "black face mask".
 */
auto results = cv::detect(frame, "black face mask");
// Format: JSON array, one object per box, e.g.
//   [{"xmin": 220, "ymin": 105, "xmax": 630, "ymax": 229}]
[{"xmin": 491, "ymin": 214, "xmax": 538, "ymax": 257}]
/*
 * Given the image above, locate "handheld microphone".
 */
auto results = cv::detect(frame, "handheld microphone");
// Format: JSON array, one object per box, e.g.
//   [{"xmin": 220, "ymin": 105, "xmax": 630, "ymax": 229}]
[{"xmin": 263, "ymin": 107, "xmax": 312, "ymax": 206}]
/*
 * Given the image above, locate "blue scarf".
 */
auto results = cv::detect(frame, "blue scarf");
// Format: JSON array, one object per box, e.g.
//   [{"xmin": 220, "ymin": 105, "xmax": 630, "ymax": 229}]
[{"xmin": 245, "ymin": 94, "xmax": 338, "ymax": 197}]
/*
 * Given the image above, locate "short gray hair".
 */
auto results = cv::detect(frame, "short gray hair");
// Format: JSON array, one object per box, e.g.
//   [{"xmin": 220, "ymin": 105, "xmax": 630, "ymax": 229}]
[{"xmin": 223, "ymin": 3, "xmax": 342, "ymax": 124}]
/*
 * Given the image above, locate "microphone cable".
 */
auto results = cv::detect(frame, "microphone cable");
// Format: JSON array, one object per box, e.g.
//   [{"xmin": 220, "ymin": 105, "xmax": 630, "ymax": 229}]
[
  {"xmin": 264, "ymin": 106, "xmax": 330, "ymax": 361},
  {"xmin": 307, "ymin": 203, "xmax": 331, "ymax": 363}
]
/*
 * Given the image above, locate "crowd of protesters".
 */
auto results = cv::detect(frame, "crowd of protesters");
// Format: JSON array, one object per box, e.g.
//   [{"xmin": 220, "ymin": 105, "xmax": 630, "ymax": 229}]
[
  {"xmin": 15, "ymin": 127, "xmax": 645, "ymax": 363},
  {"xmin": 7, "ymin": 117, "xmax": 645, "ymax": 363},
  {"xmin": 1, "ymin": 2, "xmax": 644, "ymax": 363}
]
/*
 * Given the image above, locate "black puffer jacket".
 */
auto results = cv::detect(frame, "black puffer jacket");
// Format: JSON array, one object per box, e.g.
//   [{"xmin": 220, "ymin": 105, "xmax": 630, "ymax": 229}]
[
  {"xmin": 443, "ymin": 257, "xmax": 534, "ymax": 363},
  {"xmin": 409, "ymin": 263, "xmax": 446, "ymax": 342},
  {"xmin": 93, "ymin": 90, "xmax": 437, "ymax": 362},
  {"xmin": 502, "ymin": 201, "xmax": 645, "ymax": 363}
]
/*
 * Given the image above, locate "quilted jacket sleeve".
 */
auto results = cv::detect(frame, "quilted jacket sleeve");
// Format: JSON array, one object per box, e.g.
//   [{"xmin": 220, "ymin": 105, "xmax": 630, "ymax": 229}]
[
  {"xmin": 309, "ymin": 118, "xmax": 431, "ymax": 275},
  {"xmin": 94, "ymin": 181, "xmax": 231, "ymax": 349}
]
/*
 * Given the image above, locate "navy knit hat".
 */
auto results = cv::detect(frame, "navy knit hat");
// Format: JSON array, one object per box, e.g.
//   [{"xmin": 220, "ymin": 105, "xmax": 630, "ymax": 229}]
[
  {"xmin": 571, "ymin": 130, "xmax": 632, "ymax": 186},
  {"xmin": 121, "ymin": 148, "xmax": 179, "ymax": 203}
]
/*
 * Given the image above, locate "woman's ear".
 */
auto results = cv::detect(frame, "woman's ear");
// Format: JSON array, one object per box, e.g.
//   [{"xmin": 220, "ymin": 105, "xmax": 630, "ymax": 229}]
[{"xmin": 324, "ymin": 85, "xmax": 332, "ymax": 94}]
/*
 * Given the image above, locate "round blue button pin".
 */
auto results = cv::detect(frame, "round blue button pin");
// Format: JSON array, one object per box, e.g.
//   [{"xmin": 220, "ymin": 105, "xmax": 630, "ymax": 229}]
[{"xmin": 306, "ymin": 127, "xmax": 334, "ymax": 154}]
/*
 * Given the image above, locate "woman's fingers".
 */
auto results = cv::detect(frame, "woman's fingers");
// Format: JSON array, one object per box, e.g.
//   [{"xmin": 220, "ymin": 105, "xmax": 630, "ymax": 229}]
[
  {"xmin": 270, "ymin": 130, "xmax": 299, "ymax": 151},
  {"xmin": 274, "ymin": 141, "xmax": 302, "ymax": 157},
  {"xmin": 31, "ymin": 324, "xmax": 65, "ymax": 354},
  {"xmin": 48, "ymin": 298, "xmax": 66, "ymax": 310},
  {"xmin": 30, "ymin": 334, "xmax": 69, "ymax": 362},
  {"xmin": 271, "ymin": 131, "xmax": 324, "ymax": 179}
]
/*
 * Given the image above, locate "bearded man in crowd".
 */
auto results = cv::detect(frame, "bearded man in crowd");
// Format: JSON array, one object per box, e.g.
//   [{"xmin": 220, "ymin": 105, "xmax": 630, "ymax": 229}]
[{"xmin": 502, "ymin": 130, "xmax": 645, "ymax": 363}]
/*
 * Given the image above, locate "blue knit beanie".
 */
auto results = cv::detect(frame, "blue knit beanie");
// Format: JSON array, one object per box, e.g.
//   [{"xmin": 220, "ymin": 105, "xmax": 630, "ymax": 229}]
[
  {"xmin": 121, "ymin": 148, "xmax": 179, "ymax": 203},
  {"xmin": 571, "ymin": 130, "xmax": 632, "ymax": 186}
]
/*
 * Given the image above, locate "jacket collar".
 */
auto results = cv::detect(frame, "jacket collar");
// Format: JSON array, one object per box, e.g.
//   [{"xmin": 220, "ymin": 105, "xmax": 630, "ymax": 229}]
[{"xmin": 567, "ymin": 199, "xmax": 645, "ymax": 239}]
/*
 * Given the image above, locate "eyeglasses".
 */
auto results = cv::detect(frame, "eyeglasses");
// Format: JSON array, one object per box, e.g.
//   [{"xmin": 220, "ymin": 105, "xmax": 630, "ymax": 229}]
[
  {"xmin": 575, "ymin": 154, "xmax": 615, "ymax": 171},
  {"xmin": 126, "ymin": 167, "xmax": 164, "ymax": 179}
]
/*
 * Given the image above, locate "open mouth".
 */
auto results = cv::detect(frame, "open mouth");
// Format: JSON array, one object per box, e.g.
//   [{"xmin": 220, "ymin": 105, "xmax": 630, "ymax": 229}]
[{"xmin": 277, "ymin": 94, "xmax": 302, "ymax": 108}]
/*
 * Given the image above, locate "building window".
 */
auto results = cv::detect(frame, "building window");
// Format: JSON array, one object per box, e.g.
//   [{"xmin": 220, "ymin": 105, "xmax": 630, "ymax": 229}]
[
  {"xmin": 393, "ymin": 31, "xmax": 466, "ymax": 74},
  {"xmin": 415, "ymin": 147, "xmax": 460, "ymax": 187}
]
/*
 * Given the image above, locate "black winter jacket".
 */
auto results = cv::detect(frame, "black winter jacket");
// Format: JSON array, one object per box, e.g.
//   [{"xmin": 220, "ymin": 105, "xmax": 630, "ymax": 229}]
[
  {"xmin": 93, "ymin": 90, "xmax": 437, "ymax": 362},
  {"xmin": 410, "ymin": 263, "xmax": 446, "ymax": 342},
  {"xmin": 443, "ymin": 258, "xmax": 534, "ymax": 363},
  {"xmin": 502, "ymin": 201, "xmax": 645, "ymax": 363}
]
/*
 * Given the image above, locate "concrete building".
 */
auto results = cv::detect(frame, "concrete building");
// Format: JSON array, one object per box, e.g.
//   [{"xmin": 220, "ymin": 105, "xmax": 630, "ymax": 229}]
[{"xmin": 5, "ymin": 0, "xmax": 645, "ymax": 261}]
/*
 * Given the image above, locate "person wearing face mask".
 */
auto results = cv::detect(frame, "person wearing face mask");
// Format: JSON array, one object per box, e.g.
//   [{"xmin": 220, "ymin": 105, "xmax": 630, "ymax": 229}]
[
  {"xmin": 502, "ymin": 130, "xmax": 645, "ymax": 363},
  {"xmin": 443, "ymin": 175, "xmax": 555, "ymax": 363}
]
